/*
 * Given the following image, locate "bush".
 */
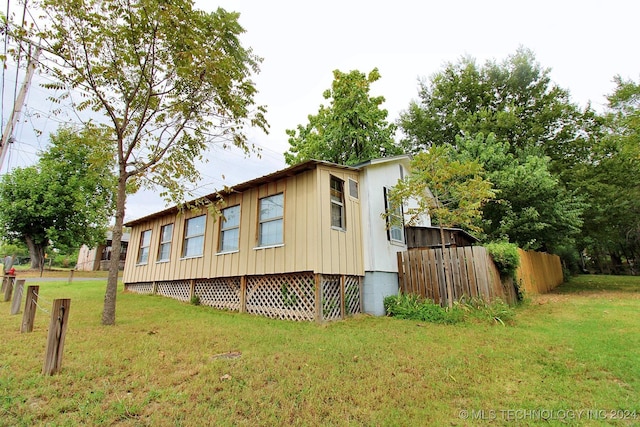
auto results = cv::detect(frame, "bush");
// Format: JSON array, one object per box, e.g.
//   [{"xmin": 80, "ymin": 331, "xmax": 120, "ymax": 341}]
[
  {"xmin": 384, "ymin": 293, "xmax": 515, "ymax": 325},
  {"xmin": 485, "ymin": 241, "xmax": 520, "ymax": 279}
]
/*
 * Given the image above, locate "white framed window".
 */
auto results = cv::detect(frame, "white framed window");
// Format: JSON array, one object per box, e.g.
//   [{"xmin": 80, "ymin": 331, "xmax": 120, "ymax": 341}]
[
  {"xmin": 157, "ymin": 223, "xmax": 173, "ymax": 262},
  {"xmin": 384, "ymin": 187, "xmax": 404, "ymax": 243},
  {"xmin": 182, "ymin": 215, "xmax": 206, "ymax": 258},
  {"xmin": 330, "ymin": 176, "xmax": 345, "ymax": 229},
  {"xmin": 219, "ymin": 205, "xmax": 240, "ymax": 252},
  {"xmin": 348, "ymin": 178, "xmax": 359, "ymax": 200},
  {"xmin": 137, "ymin": 230, "xmax": 152, "ymax": 264},
  {"xmin": 258, "ymin": 193, "xmax": 283, "ymax": 246}
]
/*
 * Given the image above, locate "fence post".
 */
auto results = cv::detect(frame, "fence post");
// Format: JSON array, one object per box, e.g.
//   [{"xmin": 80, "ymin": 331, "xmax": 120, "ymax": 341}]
[
  {"xmin": 1, "ymin": 275, "xmax": 6, "ymax": 293},
  {"xmin": 314, "ymin": 274, "xmax": 322, "ymax": 323},
  {"xmin": 339, "ymin": 275, "xmax": 346, "ymax": 319},
  {"xmin": 239, "ymin": 276, "xmax": 247, "ymax": 313},
  {"xmin": 21, "ymin": 285, "xmax": 39, "ymax": 333},
  {"xmin": 3, "ymin": 275, "xmax": 15, "ymax": 302},
  {"xmin": 68, "ymin": 270, "xmax": 74, "ymax": 284},
  {"xmin": 42, "ymin": 298, "xmax": 71, "ymax": 376},
  {"xmin": 10, "ymin": 279, "xmax": 25, "ymax": 315}
]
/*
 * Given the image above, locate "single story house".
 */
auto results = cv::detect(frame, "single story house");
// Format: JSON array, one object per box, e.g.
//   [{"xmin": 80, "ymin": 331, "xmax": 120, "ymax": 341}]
[
  {"xmin": 123, "ymin": 155, "xmax": 432, "ymax": 321},
  {"xmin": 76, "ymin": 231, "xmax": 130, "ymax": 271}
]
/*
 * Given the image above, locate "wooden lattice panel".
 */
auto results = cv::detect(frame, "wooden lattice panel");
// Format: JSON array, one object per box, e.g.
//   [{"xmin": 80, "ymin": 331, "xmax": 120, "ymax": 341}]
[
  {"xmin": 344, "ymin": 276, "xmax": 361, "ymax": 315},
  {"xmin": 321, "ymin": 275, "xmax": 342, "ymax": 321},
  {"xmin": 246, "ymin": 272, "xmax": 316, "ymax": 321},
  {"xmin": 156, "ymin": 280, "xmax": 191, "ymax": 302},
  {"xmin": 125, "ymin": 282, "xmax": 154, "ymax": 295},
  {"xmin": 195, "ymin": 278, "xmax": 241, "ymax": 310}
]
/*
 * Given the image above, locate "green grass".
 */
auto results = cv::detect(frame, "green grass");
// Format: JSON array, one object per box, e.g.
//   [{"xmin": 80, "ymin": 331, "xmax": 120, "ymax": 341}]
[{"xmin": 1, "ymin": 275, "xmax": 638, "ymax": 426}]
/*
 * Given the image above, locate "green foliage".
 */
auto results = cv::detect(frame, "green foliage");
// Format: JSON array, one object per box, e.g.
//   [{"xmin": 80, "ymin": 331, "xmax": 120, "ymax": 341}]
[
  {"xmin": 384, "ymin": 293, "xmax": 462, "ymax": 324},
  {"xmin": 190, "ymin": 295, "xmax": 201, "ymax": 306},
  {"xmin": 384, "ymin": 293, "xmax": 515, "ymax": 325},
  {"xmin": 485, "ymin": 241, "xmax": 520, "ymax": 278},
  {"xmin": 0, "ymin": 126, "xmax": 115, "ymax": 269},
  {"xmin": 452, "ymin": 132, "xmax": 585, "ymax": 251},
  {"xmin": 285, "ymin": 68, "xmax": 402, "ymax": 166},
  {"xmin": 387, "ymin": 144, "xmax": 495, "ymax": 232},
  {"xmin": 399, "ymin": 48, "xmax": 582, "ymax": 158},
  {"xmin": 14, "ymin": 0, "xmax": 269, "ymax": 324}
]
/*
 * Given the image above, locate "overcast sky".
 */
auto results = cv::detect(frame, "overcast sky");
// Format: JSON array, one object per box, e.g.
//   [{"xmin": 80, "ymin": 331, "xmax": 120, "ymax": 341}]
[{"xmin": 3, "ymin": 0, "xmax": 639, "ymax": 222}]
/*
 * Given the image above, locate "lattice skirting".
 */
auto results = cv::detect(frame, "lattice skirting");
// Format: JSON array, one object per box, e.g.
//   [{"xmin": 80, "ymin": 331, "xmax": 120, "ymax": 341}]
[
  {"xmin": 125, "ymin": 282, "xmax": 153, "ymax": 295},
  {"xmin": 124, "ymin": 272, "xmax": 362, "ymax": 322}
]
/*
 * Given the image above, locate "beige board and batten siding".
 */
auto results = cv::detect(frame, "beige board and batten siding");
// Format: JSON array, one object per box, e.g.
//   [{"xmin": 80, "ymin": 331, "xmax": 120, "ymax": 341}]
[{"xmin": 122, "ymin": 163, "xmax": 364, "ymax": 284}]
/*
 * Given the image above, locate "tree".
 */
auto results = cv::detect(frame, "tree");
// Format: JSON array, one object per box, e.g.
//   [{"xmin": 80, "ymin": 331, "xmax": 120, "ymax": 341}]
[
  {"xmin": 452, "ymin": 133, "xmax": 584, "ymax": 251},
  {"xmin": 14, "ymin": 0, "xmax": 268, "ymax": 325},
  {"xmin": 387, "ymin": 145, "xmax": 495, "ymax": 307},
  {"xmin": 0, "ymin": 126, "xmax": 115, "ymax": 270},
  {"xmin": 285, "ymin": 68, "xmax": 401, "ymax": 166},
  {"xmin": 398, "ymin": 47, "xmax": 583, "ymax": 162},
  {"xmin": 572, "ymin": 77, "xmax": 640, "ymax": 273}
]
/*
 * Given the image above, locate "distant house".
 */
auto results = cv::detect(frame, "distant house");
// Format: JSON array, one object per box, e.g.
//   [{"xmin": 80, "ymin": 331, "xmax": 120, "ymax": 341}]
[
  {"xmin": 76, "ymin": 231, "xmax": 130, "ymax": 271},
  {"xmin": 122, "ymin": 155, "xmax": 435, "ymax": 320}
]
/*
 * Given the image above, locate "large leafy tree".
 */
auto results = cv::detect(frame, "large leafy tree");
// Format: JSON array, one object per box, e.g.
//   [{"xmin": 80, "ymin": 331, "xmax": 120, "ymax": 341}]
[
  {"xmin": 285, "ymin": 68, "xmax": 401, "ymax": 166},
  {"xmin": 0, "ymin": 126, "xmax": 115, "ymax": 270},
  {"xmin": 12, "ymin": 0, "xmax": 268, "ymax": 325},
  {"xmin": 387, "ymin": 144, "xmax": 495, "ymax": 307},
  {"xmin": 399, "ymin": 47, "xmax": 584, "ymax": 162},
  {"xmin": 452, "ymin": 133, "xmax": 584, "ymax": 251},
  {"xmin": 573, "ymin": 77, "xmax": 640, "ymax": 273}
]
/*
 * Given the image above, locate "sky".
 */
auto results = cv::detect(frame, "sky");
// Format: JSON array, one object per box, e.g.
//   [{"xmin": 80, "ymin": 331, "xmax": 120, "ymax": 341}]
[{"xmin": 2, "ymin": 0, "xmax": 639, "ymax": 222}]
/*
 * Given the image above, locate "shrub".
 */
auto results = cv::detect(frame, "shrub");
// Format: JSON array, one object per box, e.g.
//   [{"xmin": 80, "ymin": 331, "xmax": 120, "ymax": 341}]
[
  {"xmin": 384, "ymin": 293, "xmax": 515, "ymax": 325},
  {"xmin": 486, "ymin": 241, "xmax": 520, "ymax": 279}
]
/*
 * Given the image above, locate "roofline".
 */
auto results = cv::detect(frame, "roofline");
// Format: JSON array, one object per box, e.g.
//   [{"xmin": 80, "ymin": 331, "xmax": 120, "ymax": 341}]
[{"xmin": 124, "ymin": 159, "xmax": 358, "ymax": 227}]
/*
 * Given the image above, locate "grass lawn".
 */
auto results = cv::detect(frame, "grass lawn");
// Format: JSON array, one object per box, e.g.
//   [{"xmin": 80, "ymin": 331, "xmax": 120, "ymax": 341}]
[{"xmin": 0, "ymin": 275, "xmax": 638, "ymax": 426}]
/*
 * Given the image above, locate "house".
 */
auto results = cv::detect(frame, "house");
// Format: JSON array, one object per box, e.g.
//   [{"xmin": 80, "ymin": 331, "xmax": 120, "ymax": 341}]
[
  {"xmin": 76, "ymin": 231, "xmax": 130, "ymax": 271},
  {"xmin": 123, "ymin": 155, "xmax": 431, "ymax": 321}
]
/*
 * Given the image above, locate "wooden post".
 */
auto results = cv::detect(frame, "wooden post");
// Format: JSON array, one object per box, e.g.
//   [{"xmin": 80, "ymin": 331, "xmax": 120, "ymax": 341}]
[
  {"xmin": 239, "ymin": 276, "xmax": 247, "ymax": 313},
  {"xmin": 42, "ymin": 299, "xmax": 71, "ymax": 376},
  {"xmin": 10, "ymin": 279, "xmax": 25, "ymax": 315},
  {"xmin": 21, "ymin": 285, "xmax": 39, "ymax": 333},
  {"xmin": 3, "ymin": 275, "xmax": 15, "ymax": 302},
  {"xmin": 314, "ymin": 274, "xmax": 322, "ymax": 323},
  {"xmin": 189, "ymin": 279, "xmax": 196, "ymax": 301},
  {"xmin": 340, "ymin": 275, "xmax": 346, "ymax": 319},
  {"xmin": 152, "ymin": 281, "xmax": 158, "ymax": 295},
  {"xmin": 1, "ymin": 275, "xmax": 6, "ymax": 293},
  {"xmin": 68, "ymin": 270, "xmax": 74, "ymax": 284}
]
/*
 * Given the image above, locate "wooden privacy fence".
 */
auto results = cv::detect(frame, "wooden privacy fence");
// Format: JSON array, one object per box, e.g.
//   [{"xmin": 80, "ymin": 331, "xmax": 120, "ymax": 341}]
[
  {"xmin": 397, "ymin": 246, "xmax": 518, "ymax": 305},
  {"xmin": 516, "ymin": 249, "xmax": 563, "ymax": 294},
  {"xmin": 125, "ymin": 272, "xmax": 362, "ymax": 322},
  {"xmin": 397, "ymin": 247, "xmax": 564, "ymax": 305}
]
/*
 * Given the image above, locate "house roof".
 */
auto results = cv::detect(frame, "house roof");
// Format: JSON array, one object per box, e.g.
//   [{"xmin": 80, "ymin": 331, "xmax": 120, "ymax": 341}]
[{"xmin": 124, "ymin": 159, "xmax": 359, "ymax": 227}]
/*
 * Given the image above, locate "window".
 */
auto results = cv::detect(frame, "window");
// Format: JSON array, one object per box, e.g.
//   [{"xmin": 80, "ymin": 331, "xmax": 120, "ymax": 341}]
[
  {"xmin": 219, "ymin": 205, "xmax": 240, "ymax": 252},
  {"xmin": 258, "ymin": 193, "xmax": 283, "ymax": 246},
  {"xmin": 182, "ymin": 215, "xmax": 206, "ymax": 258},
  {"xmin": 157, "ymin": 223, "xmax": 173, "ymax": 262},
  {"xmin": 384, "ymin": 187, "xmax": 404, "ymax": 243},
  {"xmin": 330, "ymin": 176, "xmax": 345, "ymax": 229},
  {"xmin": 348, "ymin": 178, "xmax": 359, "ymax": 199},
  {"xmin": 137, "ymin": 230, "xmax": 152, "ymax": 264}
]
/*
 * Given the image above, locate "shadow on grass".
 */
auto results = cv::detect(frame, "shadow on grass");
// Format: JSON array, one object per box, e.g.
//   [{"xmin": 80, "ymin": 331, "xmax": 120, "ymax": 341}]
[{"xmin": 552, "ymin": 274, "xmax": 640, "ymax": 295}]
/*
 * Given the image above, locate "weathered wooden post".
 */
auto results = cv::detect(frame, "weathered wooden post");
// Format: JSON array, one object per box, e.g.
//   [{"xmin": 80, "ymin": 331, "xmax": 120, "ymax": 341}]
[
  {"xmin": 68, "ymin": 270, "xmax": 74, "ymax": 284},
  {"xmin": 239, "ymin": 276, "xmax": 247, "ymax": 313},
  {"xmin": 314, "ymin": 274, "xmax": 322, "ymax": 323},
  {"xmin": 21, "ymin": 285, "xmax": 39, "ymax": 333},
  {"xmin": 3, "ymin": 275, "xmax": 15, "ymax": 302},
  {"xmin": 42, "ymin": 298, "xmax": 71, "ymax": 376},
  {"xmin": 10, "ymin": 279, "xmax": 25, "ymax": 315}
]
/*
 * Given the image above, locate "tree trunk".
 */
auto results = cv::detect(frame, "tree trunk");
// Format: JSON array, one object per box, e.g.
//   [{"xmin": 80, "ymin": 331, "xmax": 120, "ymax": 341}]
[
  {"xmin": 102, "ymin": 173, "xmax": 127, "ymax": 326},
  {"xmin": 24, "ymin": 235, "xmax": 45, "ymax": 271}
]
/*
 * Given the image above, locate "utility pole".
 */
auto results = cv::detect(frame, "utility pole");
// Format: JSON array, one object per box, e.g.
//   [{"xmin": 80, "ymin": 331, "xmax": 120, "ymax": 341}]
[{"xmin": 0, "ymin": 45, "xmax": 41, "ymax": 172}]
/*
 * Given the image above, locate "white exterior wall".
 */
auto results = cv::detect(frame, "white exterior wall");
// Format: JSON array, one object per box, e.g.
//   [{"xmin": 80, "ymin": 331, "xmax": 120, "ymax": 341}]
[{"xmin": 359, "ymin": 156, "xmax": 431, "ymax": 315}]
